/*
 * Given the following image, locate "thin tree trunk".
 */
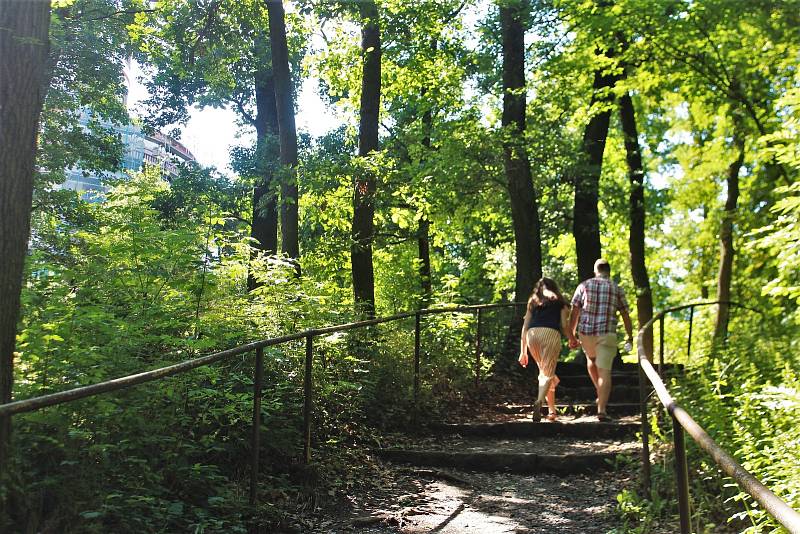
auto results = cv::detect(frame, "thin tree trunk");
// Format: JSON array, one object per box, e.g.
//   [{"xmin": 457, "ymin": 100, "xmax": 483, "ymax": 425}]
[
  {"xmin": 418, "ymin": 48, "xmax": 435, "ymax": 306},
  {"xmin": 500, "ymin": 0, "xmax": 542, "ymax": 306},
  {"xmin": 619, "ymin": 92, "xmax": 653, "ymax": 357},
  {"xmin": 265, "ymin": 0, "xmax": 299, "ymax": 262},
  {"xmin": 0, "ymin": 0, "xmax": 51, "ymax": 481},
  {"xmin": 574, "ymin": 64, "xmax": 618, "ymax": 282},
  {"xmin": 352, "ymin": 0, "xmax": 380, "ymax": 318},
  {"xmin": 418, "ymin": 218, "xmax": 432, "ymax": 305},
  {"xmin": 247, "ymin": 68, "xmax": 280, "ymax": 291},
  {"xmin": 714, "ymin": 123, "xmax": 745, "ymax": 341}
]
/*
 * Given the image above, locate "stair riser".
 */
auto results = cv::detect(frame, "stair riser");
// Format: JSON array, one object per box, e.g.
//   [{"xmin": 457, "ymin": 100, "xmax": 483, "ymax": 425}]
[
  {"xmin": 538, "ymin": 374, "xmax": 640, "ymax": 388},
  {"xmin": 431, "ymin": 422, "xmax": 638, "ymax": 439},
  {"xmin": 532, "ymin": 385, "xmax": 642, "ymax": 403},
  {"xmin": 378, "ymin": 450, "xmax": 635, "ymax": 474},
  {"xmin": 497, "ymin": 404, "xmax": 640, "ymax": 417}
]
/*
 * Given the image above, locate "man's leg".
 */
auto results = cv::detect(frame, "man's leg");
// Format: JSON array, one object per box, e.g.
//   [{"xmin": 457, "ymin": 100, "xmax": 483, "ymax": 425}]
[
  {"xmin": 586, "ymin": 355, "xmax": 599, "ymax": 392},
  {"xmin": 595, "ymin": 334, "xmax": 617, "ymax": 416},
  {"xmin": 597, "ymin": 367, "xmax": 612, "ymax": 415},
  {"xmin": 580, "ymin": 335, "xmax": 600, "ymax": 396}
]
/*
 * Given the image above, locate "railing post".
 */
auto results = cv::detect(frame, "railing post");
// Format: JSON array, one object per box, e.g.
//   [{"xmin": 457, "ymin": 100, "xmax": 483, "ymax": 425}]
[
  {"xmin": 687, "ymin": 305, "xmax": 694, "ymax": 360},
  {"xmin": 250, "ymin": 347, "xmax": 264, "ymax": 506},
  {"xmin": 413, "ymin": 313, "xmax": 421, "ymax": 424},
  {"xmin": 303, "ymin": 335, "xmax": 313, "ymax": 465},
  {"xmin": 673, "ymin": 412, "xmax": 692, "ymax": 534},
  {"xmin": 475, "ymin": 308, "xmax": 482, "ymax": 389},
  {"xmin": 638, "ymin": 356, "xmax": 652, "ymax": 496},
  {"xmin": 658, "ymin": 315, "xmax": 665, "ymax": 378}
]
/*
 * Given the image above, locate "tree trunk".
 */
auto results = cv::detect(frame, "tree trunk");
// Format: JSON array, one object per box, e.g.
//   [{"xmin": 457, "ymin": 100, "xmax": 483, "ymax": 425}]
[
  {"xmin": 247, "ymin": 68, "xmax": 280, "ymax": 292},
  {"xmin": 574, "ymin": 64, "xmax": 618, "ymax": 282},
  {"xmin": 714, "ymin": 124, "xmax": 745, "ymax": 341},
  {"xmin": 619, "ymin": 92, "xmax": 653, "ymax": 358},
  {"xmin": 418, "ymin": 54, "xmax": 435, "ymax": 306},
  {"xmin": 0, "ymin": 0, "xmax": 51, "ymax": 478},
  {"xmin": 418, "ymin": 218, "xmax": 432, "ymax": 306},
  {"xmin": 352, "ymin": 0, "xmax": 381, "ymax": 318},
  {"xmin": 500, "ymin": 0, "xmax": 542, "ymax": 306},
  {"xmin": 265, "ymin": 0, "xmax": 299, "ymax": 262}
]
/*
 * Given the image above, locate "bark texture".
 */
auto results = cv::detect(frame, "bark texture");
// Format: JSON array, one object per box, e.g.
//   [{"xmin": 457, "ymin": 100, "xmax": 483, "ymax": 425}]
[
  {"xmin": 619, "ymin": 92, "xmax": 653, "ymax": 358},
  {"xmin": 714, "ymin": 125, "xmax": 745, "ymax": 340},
  {"xmin": 247, "ymin": 68, "xmax": 280, "ymax": 291},
  {"xmin": 574, "ymin": 64, "xmax": 618, "ymax": 282},
  {"xmin": 500, "ymin": 0, "xmax": 542, "ymax": 305},
  {"xmin": 0, "ymin": 0, "xmax": 51, "ymax": 472},
  {"xmin": 266, "ymin": 0, "xmax": 299, "ymax": 261},
  {"xmin": 352, "ymin": 1, "xmax": 381, "ymax": 317},
  {"xmin": 418, "ymin": 60, "xmax": 435, "ymax": 306}
]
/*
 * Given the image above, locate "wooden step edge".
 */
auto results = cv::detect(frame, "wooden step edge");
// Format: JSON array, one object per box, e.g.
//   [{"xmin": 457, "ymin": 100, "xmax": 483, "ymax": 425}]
[
  {"xmin": 376, "ymin": 449, "xmax": 638, "ymax": 474},
  {"xmin": 495, "ymin": 402, "xmax": 641, "ymax": 414},
  {"xmin": 429, "ymin": 421, "xmax": 638, "ymax": 438}
]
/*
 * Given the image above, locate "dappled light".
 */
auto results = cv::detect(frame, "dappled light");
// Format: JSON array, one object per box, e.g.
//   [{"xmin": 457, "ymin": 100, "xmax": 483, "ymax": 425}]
[{"xmin": 1, "ymin": 0, "xmax": 799, "ymax": 532}]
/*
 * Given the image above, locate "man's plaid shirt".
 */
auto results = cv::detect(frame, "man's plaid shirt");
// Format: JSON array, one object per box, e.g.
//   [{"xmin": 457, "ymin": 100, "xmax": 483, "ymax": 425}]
[{"xmin": 571, "ymin": 275, "xmax": 629, "ymax": 336}]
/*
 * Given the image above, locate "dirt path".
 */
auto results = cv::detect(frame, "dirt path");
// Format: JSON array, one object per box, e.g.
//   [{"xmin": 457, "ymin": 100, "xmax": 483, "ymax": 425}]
[
  {"xmin": 298, "ymin": 456, "xmax": 639, "ymax": 533},
  {"xmin": 287, "ymin": 368, "xmax": 660, "ymax": 533}
]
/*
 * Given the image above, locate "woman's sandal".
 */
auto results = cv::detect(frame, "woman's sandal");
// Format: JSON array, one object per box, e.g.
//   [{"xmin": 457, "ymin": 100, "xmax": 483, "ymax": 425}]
[
  {"xmin": 597, "ymin": 412, "xmax": 612, "ymax": 422},
  {"xmin": 546, "ymin": 412, "xmax": 558, "ymax": 422}
]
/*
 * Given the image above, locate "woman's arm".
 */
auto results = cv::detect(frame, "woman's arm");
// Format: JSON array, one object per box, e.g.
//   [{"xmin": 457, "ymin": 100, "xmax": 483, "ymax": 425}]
[
  {"xmin": 519, "ymin": 309, "xmax": 532, "ymax": 367},
  {"xmin": 560, "ymin": 305, "xmax": 571, "ymax": 338}
]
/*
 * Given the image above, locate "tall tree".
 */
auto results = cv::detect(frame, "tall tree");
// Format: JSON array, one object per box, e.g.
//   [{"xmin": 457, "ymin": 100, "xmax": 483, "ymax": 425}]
[
  {"xmin": 0, "ymin": 0, "xmax": 51, "ymax": 472},
  {"xmin": 573, "ymin": 59, "xmax": 618, "ymax": 281},
  {"xmin": 418, "ymin": 97, "xmax": 434, "ymax": 305},
  {"xmin": 619, "ymin": 91, "xmax": 653, "ymax": 356},
  {"xmin": 417, "ymin": 37, "xmax": 437, "ymax": 306},
  {"xmin": 499, "ymin": 0, "xmax": 542, "ymax": 303},
  {"xmin": 714, "ymin": 114, "xmax": 745, "ymax": 340},
  {"xmin": 351, "ymin": 0, "xmax": 381, "ymax": 317},
  {"xmin": 248, "ymin": 61, "xmax": 280, "ymax": 290},
  {"xmin": 139, "ymin": 1, "xmax": 300, "ymax": 288},
  {"xmin": 266, "ymin": 0, "xmax": 299, "ymax": 261}
]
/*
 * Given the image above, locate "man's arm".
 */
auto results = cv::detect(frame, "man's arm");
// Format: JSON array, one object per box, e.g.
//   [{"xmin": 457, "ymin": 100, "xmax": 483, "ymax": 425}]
[
  {"xmin": 567, "ymin": 284, "xmax": 583, "ymax": 349},
  {"xmin": 620, "ymin": 309, "xmax": 633, "ymax": 343},
  {"xmin": 616, "ymin": 285, "xmax": 633, "ymax": 342},
  {"xmin": 568, "ymin": 306, "xmax": 580, "ymax": 349}
]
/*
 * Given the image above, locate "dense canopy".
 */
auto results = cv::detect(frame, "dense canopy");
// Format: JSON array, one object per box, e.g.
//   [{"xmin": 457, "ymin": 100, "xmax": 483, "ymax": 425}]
[{"xmin": 0, "ymin": 0, "xmax": 799, "ymax": 531}]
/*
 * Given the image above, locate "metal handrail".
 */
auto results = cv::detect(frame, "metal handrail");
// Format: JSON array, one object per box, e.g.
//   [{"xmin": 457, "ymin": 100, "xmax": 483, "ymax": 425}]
[
  {"xmin": 636, "ymin": 301, "xmax": 800, "ymax": 534},
  {"xmin": 0, "ymin": 302, "xmax": 520, "ymax": 418},
  {"xmin": 0, "ymin": 300, "xmax": 524, "ymax": 508}
]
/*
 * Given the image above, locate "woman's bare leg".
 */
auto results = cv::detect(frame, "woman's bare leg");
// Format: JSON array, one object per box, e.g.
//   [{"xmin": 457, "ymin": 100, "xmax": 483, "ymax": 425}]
[{"xmin": 546, "ymin": 375, "xmax": 559, "ymax": 416}]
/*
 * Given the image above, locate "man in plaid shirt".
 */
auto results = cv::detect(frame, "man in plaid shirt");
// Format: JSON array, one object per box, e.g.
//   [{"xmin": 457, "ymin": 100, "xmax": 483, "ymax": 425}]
[{"xmin": 568, "ymin": 259, "xmax": 633, "ymax": 421}]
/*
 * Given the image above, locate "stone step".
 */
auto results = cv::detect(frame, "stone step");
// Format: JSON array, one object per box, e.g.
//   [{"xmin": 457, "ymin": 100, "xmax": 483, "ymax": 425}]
[
  {"xmin": 496, "ymin": 402, "xmax": 640, "ymax": 417},
  {"xmin": 377, "ymin": 436, "xmax": 639, "ymax": 474},
  {"xmin": 550, "ymin": 361, "xmax": 638, "ymax": 374},
  {"xmin": 430, "ymin": 419, "xmax": 638, "ymax": 440},
  {"xmin": 540, "ymin": 384, "xmax": 641, "ymax": 403},
  {"xmin": 539, "ymin": 373, "xmax": 640, "ymax": 388}
]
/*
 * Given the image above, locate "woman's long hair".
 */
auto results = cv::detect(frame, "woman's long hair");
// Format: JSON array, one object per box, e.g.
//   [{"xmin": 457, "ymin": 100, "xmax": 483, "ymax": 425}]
[{"xmin": 527, "ymin": 277, "xmax": 569, "ymax": 312}]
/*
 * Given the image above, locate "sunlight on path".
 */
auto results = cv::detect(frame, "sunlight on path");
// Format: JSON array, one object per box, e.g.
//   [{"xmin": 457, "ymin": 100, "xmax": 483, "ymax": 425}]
[{"xmin": 394, "ymin": 470, "xmax": 625, "ymax": 534}]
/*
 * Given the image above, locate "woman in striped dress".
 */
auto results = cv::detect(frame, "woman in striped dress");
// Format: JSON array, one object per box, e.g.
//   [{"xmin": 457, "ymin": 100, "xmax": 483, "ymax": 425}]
[{"xmin": 518, "ymin": 278, "xmax": 571, "ymax": 421}]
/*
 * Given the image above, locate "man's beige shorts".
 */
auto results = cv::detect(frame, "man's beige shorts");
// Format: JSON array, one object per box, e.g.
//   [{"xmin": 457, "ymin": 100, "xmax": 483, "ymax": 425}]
[{"xmin": 580, "ymin": 333, "xmax": 617, "ymax": 370}]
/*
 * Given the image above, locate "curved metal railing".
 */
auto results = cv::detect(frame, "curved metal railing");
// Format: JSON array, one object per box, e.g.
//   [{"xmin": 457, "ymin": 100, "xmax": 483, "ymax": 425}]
[
  {"xmin": 0, "ymin": 301, "xmax": 524, "ymax": 508},
  {"xmin": 637, "ymin": 301, "xmax": 800, "ymax": 534}
]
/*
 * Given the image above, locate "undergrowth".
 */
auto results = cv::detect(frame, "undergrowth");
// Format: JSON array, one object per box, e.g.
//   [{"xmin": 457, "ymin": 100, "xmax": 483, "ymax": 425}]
[{"xmin": 615, "ymin": 335, "xmax": 800, "ymax": 533}]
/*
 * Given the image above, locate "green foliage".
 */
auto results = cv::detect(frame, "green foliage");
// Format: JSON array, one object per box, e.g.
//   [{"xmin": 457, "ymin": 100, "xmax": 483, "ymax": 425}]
[
  {"xmin": 9, "ymin": 0, "xmax": 800, "ymax": 530},
  {"xmin": 618, "ymin": 330, "xmax": 800, "ymax": 533}
]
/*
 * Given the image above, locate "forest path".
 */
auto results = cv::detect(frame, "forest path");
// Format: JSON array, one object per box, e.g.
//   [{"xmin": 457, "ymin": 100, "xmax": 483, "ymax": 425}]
[{"xmin": 304, "ymin": 362, "xmax": 653, "ymax": 533}]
